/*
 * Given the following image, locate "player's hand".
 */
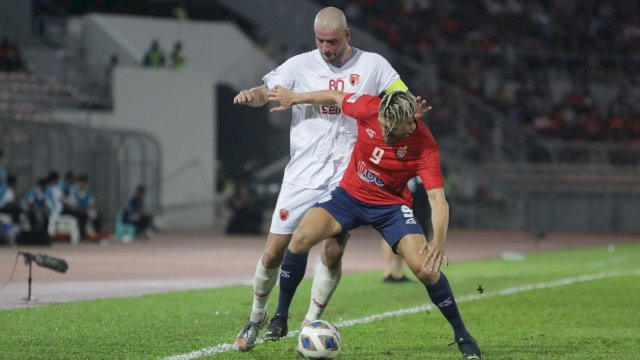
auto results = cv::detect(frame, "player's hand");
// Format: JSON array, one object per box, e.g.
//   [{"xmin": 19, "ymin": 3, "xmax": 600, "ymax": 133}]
[
  {"xmin": 233, "ymin": 89, "xmax": 255, "ymax": 104},
  {"xmin": 267, "ymin": 85, "xmax": 295, "ymax": 112},
  {"xmin": 419, "ymin": 240, "xmax": 448, "ymax": 273},
  {"xmin": 414, "ymin": 96, "xmax": 432, "ymax": 119}
]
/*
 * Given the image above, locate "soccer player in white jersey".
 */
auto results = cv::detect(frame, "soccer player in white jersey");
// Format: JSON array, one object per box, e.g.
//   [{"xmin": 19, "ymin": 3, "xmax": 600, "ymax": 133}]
[{"xmin": 232, "ymin": 7, "xmax": 410, "ymax": 351}]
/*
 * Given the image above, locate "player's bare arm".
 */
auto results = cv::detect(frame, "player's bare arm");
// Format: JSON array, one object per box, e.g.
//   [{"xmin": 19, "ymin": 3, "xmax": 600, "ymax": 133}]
[
  {"xmin": 233, "ymin": 85, "xmax": 268, "ymax": 107},
  {"xmin": 419, "ymin": 187, "xmax": 450, "ymax": 273},
  {"xmin": 267, "ymin": 85, "xmax": 347, "ymax": 112}
]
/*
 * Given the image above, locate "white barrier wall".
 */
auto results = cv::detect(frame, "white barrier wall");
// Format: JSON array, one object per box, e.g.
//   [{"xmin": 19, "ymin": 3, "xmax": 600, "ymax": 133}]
[
  {"xmin": 84, "ymin": 14, "xmax": 278, "ymax": 231},
  {"xmin": 100, "ymin": 67, "xmax": 217, "ymax": 231},
  {"xmin": 83, "ymin": 14, "xmax": 273, "ymax": 89}
]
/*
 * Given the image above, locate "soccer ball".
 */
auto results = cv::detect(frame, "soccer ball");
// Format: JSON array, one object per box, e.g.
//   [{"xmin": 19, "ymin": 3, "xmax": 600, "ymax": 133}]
[{"xmin": 297, "ymin": 320, "xmax": 342, "ymax": 359}]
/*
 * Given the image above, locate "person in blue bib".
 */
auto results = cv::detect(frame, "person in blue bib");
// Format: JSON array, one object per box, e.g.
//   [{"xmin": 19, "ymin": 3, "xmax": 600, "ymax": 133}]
[
  {"xmin": 21, "ymin": 178, "xmax": 49, "ymax": 232},
  {"xmin": 68, "ymin": 174, "xmax": 103, "ymax": 237},
  {"xmin": 0, "ymin": 174, "xmax": 20, "ymax": 224}
]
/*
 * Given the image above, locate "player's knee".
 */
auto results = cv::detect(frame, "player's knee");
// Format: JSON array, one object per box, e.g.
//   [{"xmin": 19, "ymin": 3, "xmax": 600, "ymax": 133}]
[
  {"xmin": 413, "ymin": 269, "xmax": 439, "ymax": 286},
  {"xmin": 321, "ymin": 241, "xmax": 344, "ymax": 268},
  {"xmin": 290, "ymin": 227, "xmax": 320, "ymax": 253},
  {"xmin": 262, "ymin": 246, "xmax": 286, "ymax": 267}
]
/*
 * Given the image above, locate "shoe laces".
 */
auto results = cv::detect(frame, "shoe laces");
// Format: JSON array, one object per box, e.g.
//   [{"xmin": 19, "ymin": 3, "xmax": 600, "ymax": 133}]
[
  {"xmin": 272, "ymin": 314, "xmax": 290, "ymax": 320},
  {"xmin": 238, "ymin": 323, "xmax": 252, "ymax": 337},
  {"xmin": 244, "ymin": 318, "xmax": 263, "ymax": 332}
]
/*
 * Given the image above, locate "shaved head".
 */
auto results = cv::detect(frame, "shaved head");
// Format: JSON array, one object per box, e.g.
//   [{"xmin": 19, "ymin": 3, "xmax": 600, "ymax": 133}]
[
  {"xmin": 313, "ymin": 7, "xmax": 352, "ymax": 65},
  {"xmin": 314, "ymin": 7, "xmax": 348, "ymax": 32}
]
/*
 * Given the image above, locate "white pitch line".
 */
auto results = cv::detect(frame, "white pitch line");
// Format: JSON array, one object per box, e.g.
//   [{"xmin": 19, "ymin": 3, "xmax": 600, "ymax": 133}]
[
  {"xmin": 587, "ymin": 256, "xmax": 630, "ymax": 268},
  {"xmin": 163, "ymin": 269, "xmax": 640, "ymax": 360}
]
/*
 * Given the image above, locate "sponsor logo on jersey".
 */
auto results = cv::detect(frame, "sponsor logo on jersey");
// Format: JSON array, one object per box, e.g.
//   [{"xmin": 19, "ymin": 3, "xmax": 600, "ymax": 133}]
[
  {"xmin": 366, "ymin": 128, "xmax": 376, "ymax": 138},
  {"xmin": 321, "ymin": 105, "xmax": 341, "ymax": 115},
  {"xmin": 396, "ymin": 145, "xmax": 408, "ymax": 159},
  {"xmin": 357, "ymin": 161, "xmax": 385, "ymax": 187},
  {"xmin": 349, "ymin": 73, "xmax": 361, "ymax": 86},
  {"xmin": 405, "ymin": 218, "xmax": 417, "ymax": 224},
  {"xmin": 279, "ymin": 209, "xmax": 289, "ymax": 221}
]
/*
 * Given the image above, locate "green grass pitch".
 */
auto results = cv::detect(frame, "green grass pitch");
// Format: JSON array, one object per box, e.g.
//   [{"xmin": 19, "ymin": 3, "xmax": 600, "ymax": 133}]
[{"xmin": 1, "ymin": 244, "xmax": 639, "ymax": 359}]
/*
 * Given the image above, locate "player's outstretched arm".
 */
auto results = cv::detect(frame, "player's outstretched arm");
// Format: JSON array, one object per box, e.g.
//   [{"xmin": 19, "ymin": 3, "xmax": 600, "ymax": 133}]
[
  {"xmin": 419, "ymin": 187, "xmax": 450, "ymax": 273},
  {"xmin": 233, "ymin": 85, "xmax": 268, "ymax": 107},
  {"xmin": 267, "ymin": 85, "xmax": 347, "ymax": 112}
]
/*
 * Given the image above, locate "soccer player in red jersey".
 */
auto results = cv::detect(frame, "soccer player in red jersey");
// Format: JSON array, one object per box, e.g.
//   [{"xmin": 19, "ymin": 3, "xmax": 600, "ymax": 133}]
[
  {"xmin": 232, "ymin": 7, "xmax": 412, "ymax": 350},
  {"xmin": 267, "ymin": 86, "xmax": 483, "ymax": 359}
]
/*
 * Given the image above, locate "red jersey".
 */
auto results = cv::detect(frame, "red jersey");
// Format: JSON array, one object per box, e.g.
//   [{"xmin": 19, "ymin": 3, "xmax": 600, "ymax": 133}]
[{"xmin": 339, "ymin": 93, "xmax": 444, "ymax": 206}]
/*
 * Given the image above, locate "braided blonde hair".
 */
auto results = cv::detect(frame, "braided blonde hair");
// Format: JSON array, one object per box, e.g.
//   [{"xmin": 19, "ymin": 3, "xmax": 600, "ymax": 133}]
[{"xmin": 378, "ymin": 91, "xmax": 417, "ymax": 137}]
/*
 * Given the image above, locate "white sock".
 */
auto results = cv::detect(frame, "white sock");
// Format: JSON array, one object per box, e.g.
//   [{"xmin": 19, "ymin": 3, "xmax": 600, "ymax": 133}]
[
  {"xmin": 304, "ymin": 262, "xmax": 342, "ymax": 323},
  {"xmin": 250, "ymin": 256, "xmax": 279, "ymax": 323}
]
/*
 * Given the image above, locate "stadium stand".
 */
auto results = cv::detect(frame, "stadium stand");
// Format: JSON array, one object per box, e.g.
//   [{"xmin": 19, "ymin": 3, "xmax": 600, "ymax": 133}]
[
  {"xmin": 213, "ymin": 0, "xmax": 640, "ymax": 231},
  {"xmin": 317, "ymin": 0, "xmax": 640, "ymax": 142},
  {"xmin": 0, "ymin": 37, "xmax": 161, "ymax": 237},
  {"xmin": 2, "ymin": 0, "xmax": 638, "ymax": 232}
]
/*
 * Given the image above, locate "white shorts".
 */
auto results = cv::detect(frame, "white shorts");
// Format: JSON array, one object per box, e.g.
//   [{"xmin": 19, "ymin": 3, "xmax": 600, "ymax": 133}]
[{"xmin": 269, "ymin": 181, "xmax": 339, "ymax": 235}]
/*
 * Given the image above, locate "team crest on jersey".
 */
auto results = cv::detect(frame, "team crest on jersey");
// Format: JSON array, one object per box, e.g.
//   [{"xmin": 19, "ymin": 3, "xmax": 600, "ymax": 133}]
[
  {"xmin": 396, "ymin": 145, "xmax": 408, "ymax": 159},
  {"xmin": 366, "ymin": 128, "xmax": 376, "ymax": 138},
  {"xmin": 349, "ymin": 73, "xmax": 361, "ymax": 86},
  {"xmin": 279, "ymin": 209, "xmax": 289, "ymax": 221}
]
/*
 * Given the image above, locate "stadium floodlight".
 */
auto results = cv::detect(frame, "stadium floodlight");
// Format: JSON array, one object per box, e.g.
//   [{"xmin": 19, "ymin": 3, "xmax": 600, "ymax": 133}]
[{"xmin": 18, "ymin": 252, "xmax": 69, "ymax": 301}]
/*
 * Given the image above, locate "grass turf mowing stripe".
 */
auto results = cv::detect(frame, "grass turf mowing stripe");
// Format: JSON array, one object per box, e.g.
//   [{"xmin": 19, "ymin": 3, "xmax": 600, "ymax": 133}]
[{"xmin": 163, "ymin": 269, "xmax": 640, "ymax": 360}]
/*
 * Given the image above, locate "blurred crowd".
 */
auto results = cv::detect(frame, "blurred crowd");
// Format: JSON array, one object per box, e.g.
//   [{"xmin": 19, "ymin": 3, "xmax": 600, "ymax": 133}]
[
  {"xmin": 488, "ymin": 83, "xmax": 640, "ymax": 143},
  {"xmin": 0, "ymin": 37, "xmax": 25, "ymax": 72},
  {"xmin": 319, "ymin": 0, "xmax": 640, "ymax": 144},
  {"xmin": 325, "ymin": 0, "xmax": 639, "ymax": 71}
]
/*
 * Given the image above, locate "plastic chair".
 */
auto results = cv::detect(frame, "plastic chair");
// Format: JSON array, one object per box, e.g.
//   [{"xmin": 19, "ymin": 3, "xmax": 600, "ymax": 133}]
[{"xmin": 48, "ymin": 214, "xmax": 80, "ymax": 244}]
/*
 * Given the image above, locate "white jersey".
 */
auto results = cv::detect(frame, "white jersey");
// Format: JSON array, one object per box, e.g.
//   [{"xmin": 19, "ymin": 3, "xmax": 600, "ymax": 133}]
[{"xmin": 263, "ymin": 48, "xmax": 400, "ymax": 189}]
